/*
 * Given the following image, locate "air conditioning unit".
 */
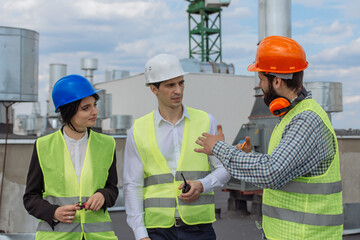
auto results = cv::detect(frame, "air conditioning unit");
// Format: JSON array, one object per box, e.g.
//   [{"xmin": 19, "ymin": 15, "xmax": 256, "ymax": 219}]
[{"xmin": 205, "ymin": 0, "xmax": 231, "ymax": 8}]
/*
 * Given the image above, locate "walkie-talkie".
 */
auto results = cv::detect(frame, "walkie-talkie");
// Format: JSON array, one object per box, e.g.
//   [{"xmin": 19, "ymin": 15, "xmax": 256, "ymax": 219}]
[{"xmin": 181, "ymin": 172, "xmax": 191, "ymax": 193}]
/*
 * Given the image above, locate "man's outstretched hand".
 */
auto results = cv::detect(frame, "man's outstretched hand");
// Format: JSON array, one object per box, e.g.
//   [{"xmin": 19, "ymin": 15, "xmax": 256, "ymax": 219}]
[{"xmin": 194, "ymin": 125, "xmax": 225, "ymax": 155}]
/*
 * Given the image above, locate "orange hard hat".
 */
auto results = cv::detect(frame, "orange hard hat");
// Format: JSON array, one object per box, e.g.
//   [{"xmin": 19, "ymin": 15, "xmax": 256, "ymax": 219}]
[{"xmin": 247, "ymin": 36, "xmax": 308, "ymax": 73}]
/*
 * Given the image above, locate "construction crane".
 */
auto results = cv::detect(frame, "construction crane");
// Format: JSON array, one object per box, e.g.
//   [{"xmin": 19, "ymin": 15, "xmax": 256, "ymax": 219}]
[{"xmin": 186, "ymin": 0, "xmax": 231, "ymax": 62}]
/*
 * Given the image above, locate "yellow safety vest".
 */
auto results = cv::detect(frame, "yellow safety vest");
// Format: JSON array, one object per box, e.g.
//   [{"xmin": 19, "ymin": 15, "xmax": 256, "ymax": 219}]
[
  {"xmin": 36, "ymin": 129, "xmax": 118, "ymax": 240},
  {"xmin": 263, "ymin": 99, "xmax": 343, "ymax": 240},
  {"xmin": 133, "ymin": 107, "xmax": 215, "ymax": 228}
]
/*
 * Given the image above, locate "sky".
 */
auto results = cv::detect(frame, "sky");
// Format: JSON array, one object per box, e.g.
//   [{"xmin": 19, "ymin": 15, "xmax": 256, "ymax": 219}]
[{"xmin": 1, "ymin": 0, "xmax": 360, "ymax": 130}]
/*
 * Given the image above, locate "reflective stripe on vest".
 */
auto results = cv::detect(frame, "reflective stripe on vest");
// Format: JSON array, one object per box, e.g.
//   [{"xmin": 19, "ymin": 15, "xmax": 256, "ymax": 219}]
[
  {"xmin": 263, "ymin": 204, "xmax": 344, "ymax": 226},
  {"xmin": 37, "ymin": 221, "xmax": 114, "ymax": 233},
  {"xmin": 144, "ymin": 171, "xmax": 211, "ymax": 187},
  {"xmin": 83, "ymin": 222, "xmax": 114, "ymax": 233},
  {"xmin": 178, "ymin": 195, "xmax": 214, "ymax": 205},
  {"xmin": 279, "ymin": 180, "xmax": 342, "ymax": 194},
  {"xmin": 36, "ymin": 130, "xmax": 117, "ymax": 240},
  {"xmin": 144, "ymin": 198, "xmax": 177, "ymax": 208},
  {"xmin": 37, "ymin": 222, "xmax": 82, "ymax": 232},
  {"xmin": 144, "ymin": 195, "xmax": 215, "ymax": 208},
  {"xmin": 134, "ymin": 107, "xmax": 215, "ymax": 228},
  {"xmin": 175, "ymin": 171, "xmax": 211, "ymax": 181},
  {"xmin": 44, "ymin": 196, "xmax": 90, "ymax": 206},
  {"xmin": 263, "ymin": 99, "xmax": 343, "ymax": 240}
]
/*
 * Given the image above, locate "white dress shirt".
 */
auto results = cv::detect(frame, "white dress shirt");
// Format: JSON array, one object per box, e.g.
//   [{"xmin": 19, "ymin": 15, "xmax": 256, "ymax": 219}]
[
  {"xmin": 63, "ymin": 130, "xmax": 88, "ymax": 183},
  {"xmin": 123, "ymin": 106, "xmax": 231, "ymax": 240}
]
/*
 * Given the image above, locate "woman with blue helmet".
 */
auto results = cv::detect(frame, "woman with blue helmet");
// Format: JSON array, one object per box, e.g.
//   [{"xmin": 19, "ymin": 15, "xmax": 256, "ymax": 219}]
[{"xmin": 23, "ymin": 75, "xmax": 119, "ymax": 240}]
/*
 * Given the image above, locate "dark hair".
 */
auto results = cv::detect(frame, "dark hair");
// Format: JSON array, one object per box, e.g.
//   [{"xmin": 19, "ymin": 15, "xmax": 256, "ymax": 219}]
[
  {"xmin": 263, "ymin": 71, "xmax": 303, "ymax": 92},
  {"xmin": 150, "ymin": 82, "xmax": 161, "ymax": 89},
  {"xmin": 59, "ymin": 93, "xmax": 99, "ymax": 127}
]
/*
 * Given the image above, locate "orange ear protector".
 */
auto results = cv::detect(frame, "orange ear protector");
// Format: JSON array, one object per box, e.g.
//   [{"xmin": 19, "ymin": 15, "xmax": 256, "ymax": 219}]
[
  {"xmin": 269, "ymin": 97, "xmax": 291, "ymax": 116},
  {"xmin": 269, "ymin": 87, "xmax": 308, "ymax": 117}
]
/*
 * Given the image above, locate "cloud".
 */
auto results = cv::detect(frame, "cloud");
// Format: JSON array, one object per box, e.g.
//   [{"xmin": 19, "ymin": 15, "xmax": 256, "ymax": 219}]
[
  {"xmin": 343, "ymin": 96, "xmax": 360, "ymax": 104},
  {"xmin": 115, "ymin": 38, "xmax": 187, "ymax": 60},
  {"xmin": 306, "ymin": 65, "xmax": 360, "ymax": 79},
  {"xmin": 332, "ymin": 110, "xmax": 360, "ymax": 129},
  {"xmin": 314, "ymin": 21, "xmax": 353, "ymax": 36},
  {"xmin": 292, "ymin": 0, "xmax": 325, "ymax": 7},
  {"xmin": 3, "ymin": 0, "xmax": 38, "ymax": 11},
  {"xmin": 333, "ymin": 0, "xmax": 360, "ymax": 19},
  {"xmin": 226, "ymin": 7, "xmax": 254, "ymax": 19},
  {"xmin": 309, "ymin": 37, "xmax": 360, "ymax": 66},
  {"xmin": 73, "ymin": 0, "xmax": 172, "ymax": 20},
  {"xmin": 293, "ymin": 18, "xmax": 317, "ymax": 28},
  {"xmin": 296, "ymin": 21, "xmax": 355, "ymax": 45},
  {"xmin": 1, "ymin": 0, "xmax": 175, "ymax": 36}
]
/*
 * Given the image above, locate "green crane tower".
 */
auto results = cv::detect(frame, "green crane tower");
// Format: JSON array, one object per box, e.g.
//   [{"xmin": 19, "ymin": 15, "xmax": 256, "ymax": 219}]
[{"xmin": 186, "ymin": 0, "xmax": 230, "ymax": 62}]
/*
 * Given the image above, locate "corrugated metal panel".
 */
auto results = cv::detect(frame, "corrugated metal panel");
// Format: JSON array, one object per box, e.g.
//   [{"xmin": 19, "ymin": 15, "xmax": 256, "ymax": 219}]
[{"xmin": 0, "ymin": 27, "xmax": 38, "ymax": 102}]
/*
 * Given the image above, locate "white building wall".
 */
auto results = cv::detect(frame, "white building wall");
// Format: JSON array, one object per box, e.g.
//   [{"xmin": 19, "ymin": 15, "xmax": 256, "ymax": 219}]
[{"xmin": 96, "ymin": 73, "xmax": 256, "ymax": 143}]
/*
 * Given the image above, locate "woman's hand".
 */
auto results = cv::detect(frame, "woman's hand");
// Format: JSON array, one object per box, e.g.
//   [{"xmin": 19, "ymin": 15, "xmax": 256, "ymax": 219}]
[
  {"xmin": 85, "ymin": 192, "xmax": 105, "ymax": 211},
  {"xmin": 54, "ymin": 204, "xmax": 80, "ymax": 223}
]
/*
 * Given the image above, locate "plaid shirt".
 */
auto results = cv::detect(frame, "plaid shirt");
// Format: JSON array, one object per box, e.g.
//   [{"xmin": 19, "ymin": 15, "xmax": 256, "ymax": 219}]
[{"xmin": 213, "ymin": 94, "xmax": 336, "ymax": 189}]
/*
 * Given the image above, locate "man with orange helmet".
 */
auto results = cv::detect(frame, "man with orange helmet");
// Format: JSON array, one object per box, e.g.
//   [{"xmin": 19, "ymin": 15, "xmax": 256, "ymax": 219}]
[{"xmin": 194, "ymin": 36, "xmax": 343, "ymax": 240}]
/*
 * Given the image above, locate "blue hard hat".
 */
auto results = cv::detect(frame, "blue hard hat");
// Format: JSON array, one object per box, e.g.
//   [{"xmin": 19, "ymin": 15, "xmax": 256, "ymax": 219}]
[{"xmin": 52, "ymin": 74, "xmax": 102, "ymax": 112}]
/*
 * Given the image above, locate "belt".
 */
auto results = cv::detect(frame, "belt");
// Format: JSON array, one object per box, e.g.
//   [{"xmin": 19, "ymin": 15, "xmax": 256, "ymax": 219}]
[{"xmin": 174, "ymin": 218, "xmax": 188, "ymax": 227}]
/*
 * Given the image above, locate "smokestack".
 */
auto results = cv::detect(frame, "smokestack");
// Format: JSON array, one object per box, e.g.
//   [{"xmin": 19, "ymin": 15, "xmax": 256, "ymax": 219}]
[
  {"xmin": 258, "ymin": 0, "xmax": 291, "ymax": 41},
  {"xmin": 81, "ymin": 58, "xmax": 98, "ymax": 83},
  {"xmin": 256, "ymin": 0, "xmax": 291, "ymax": 94},
  {"xmin": 47, "ymin": 64, "xmax": 67, "ymax": 118}
]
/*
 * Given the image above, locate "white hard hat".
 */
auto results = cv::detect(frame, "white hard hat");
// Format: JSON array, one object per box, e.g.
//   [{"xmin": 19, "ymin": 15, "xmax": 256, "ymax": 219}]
[{"xmin": 144, "ymin": 53, "xmax": 188, "ymax": 86}]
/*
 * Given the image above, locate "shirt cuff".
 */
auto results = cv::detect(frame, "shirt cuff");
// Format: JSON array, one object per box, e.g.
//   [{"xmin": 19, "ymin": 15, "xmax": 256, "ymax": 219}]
[
  {"xmin": 134, "ymin": 226, "xmax": 149, "ymax": 240},
  {"xmin": 212, "ymin": 141, "xmax": 229, "ymax": 163},
  {"xmin": 199, "ymin": 178, "xmax": 210, "ymax": 194}
]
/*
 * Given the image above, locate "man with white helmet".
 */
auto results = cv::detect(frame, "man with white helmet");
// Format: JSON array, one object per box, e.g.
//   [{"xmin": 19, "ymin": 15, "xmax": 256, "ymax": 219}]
[
  {"xmin": 123, "ymin": 53, "xmax": 231, "ymax": 240},
  {"xmin": 195, "ymin": 36, "xmax": 343, "ymax": 240}
]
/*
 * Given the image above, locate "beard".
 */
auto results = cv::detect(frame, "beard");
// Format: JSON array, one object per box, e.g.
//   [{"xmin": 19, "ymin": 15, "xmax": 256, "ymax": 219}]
[{"xmin": 262, "ymin": 83, "xmax": 282, "ymax": 107}]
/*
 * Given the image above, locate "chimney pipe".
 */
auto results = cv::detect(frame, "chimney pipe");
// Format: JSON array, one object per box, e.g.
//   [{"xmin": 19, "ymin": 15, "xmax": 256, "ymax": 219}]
[{"xmin": 81, "ymin": 58, "xmax": 98, "ymax": 84}]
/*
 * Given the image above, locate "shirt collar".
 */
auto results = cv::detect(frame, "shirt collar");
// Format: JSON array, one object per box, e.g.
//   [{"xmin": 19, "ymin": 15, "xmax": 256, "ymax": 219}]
[
  {"xmin": 154, "ymin": 104, "xmax": 190, "ymax": 126},
  {"xmin": 279, "ymin": 91, "xmax": 313, "ymax": 119},
  {"xmin": 63, "ymin": 128, "xmax": 88, "ymax": 143},
  {"xmin": 290, "ymin": 90, "xmax": 312, "ymax": 103},
  {"xmin": 305, "ymin": 91, "xmax": 312, "ymax": 99}
]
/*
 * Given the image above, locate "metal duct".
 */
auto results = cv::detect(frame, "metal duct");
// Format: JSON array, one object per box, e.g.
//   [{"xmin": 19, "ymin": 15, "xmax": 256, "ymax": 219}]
[
  {"xmin": 96, "ymin": 90, "xmax": 112, "ymax": 119},
  {"xmin": 105, "ymin": 70, "xmax": 130, "ymax": 81},
  {"xmin": 0, "ymin": 105, "xmax": 14, "ymax": 133},
  {"xmin": 258, "ymin": 0, "xmax": 291, "ymax": 41},
  {"xmin": 304, "ymin": 82, "xmax": 343, "ymax": 121},
  {"xmin": 180, "ymin": 58, "xmax": 235, "ymax": 74},
  {"xmin": 0, "ymin": 105, "xmax": 13, "ymax": 124},
  {"xmin": 111, "ymin": 115, "xmax": 132, "ymax": 135},
  {"xmin": 0, "ymin": 27, "xmax": 39, "ymax": 102},
  {"xmin": 205, "ymin": 0, "xmax": 231, "ymax": 8},
  {"xmin": 209, "ymin": 62, "xmax": 235, "ymax": 74},
  {"xmin": 81, "ymin": 58, "xmax": 98, "ymax": 83},
  {"xmin": 47, "ymin": 64, "xmax": 67, "ymax": 118}
]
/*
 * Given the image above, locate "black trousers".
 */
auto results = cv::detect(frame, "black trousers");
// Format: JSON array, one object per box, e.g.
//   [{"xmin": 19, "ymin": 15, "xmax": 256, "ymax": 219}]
[{"xmin": 147, "ymin": 223, "xmax": 216, "ymax": 240}]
